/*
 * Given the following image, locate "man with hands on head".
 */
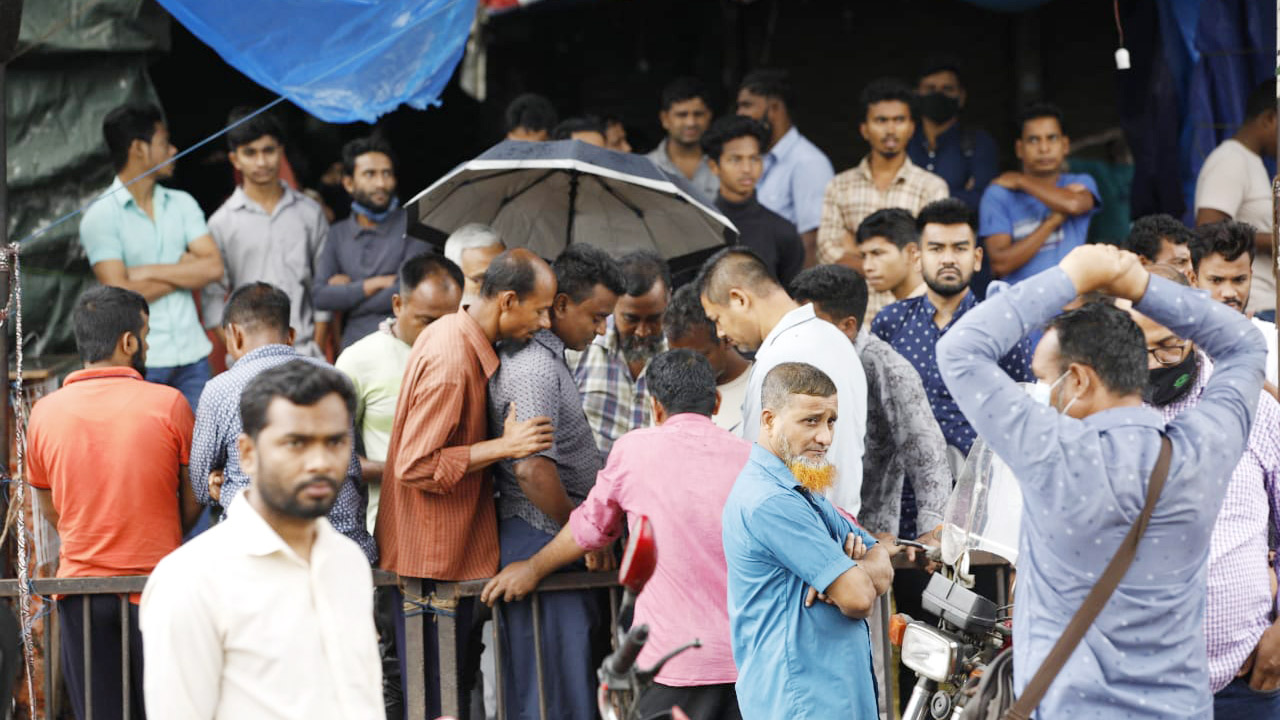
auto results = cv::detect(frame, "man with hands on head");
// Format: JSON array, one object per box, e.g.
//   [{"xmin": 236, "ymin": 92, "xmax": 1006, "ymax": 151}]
[
  {"xmin": 937, "ymin": 243, "xmax": 1266, "ymax": 717},
  {"xmin": 722, "ymin": 362, "xmax": 895, "ymax": 720}
]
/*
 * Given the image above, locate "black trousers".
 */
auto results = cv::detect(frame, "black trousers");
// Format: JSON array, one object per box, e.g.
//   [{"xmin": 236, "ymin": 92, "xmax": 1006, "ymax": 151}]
[
  {"xmin": 634, "ymin": 682, "xmax": 742, "ymax": 720},
  {"xmin": 57, "ymin": 595, "xmax": 146, "ymax": 720}
]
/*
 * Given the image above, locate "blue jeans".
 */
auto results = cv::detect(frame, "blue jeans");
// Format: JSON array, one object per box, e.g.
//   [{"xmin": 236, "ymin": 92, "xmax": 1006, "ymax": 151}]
[
  {"xmin": 145, "ymin": 357, "xmax": 210, "ymax": 412},
  {"xmin": 1215, "ymin": 676, "xmax": 1280, "ymax": 719}
]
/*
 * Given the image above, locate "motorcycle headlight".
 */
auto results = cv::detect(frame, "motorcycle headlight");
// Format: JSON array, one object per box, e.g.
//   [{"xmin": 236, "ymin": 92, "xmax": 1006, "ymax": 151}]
[{"xmin": 901, "ymin": 622, "xmax": 960, "ymax": 683}]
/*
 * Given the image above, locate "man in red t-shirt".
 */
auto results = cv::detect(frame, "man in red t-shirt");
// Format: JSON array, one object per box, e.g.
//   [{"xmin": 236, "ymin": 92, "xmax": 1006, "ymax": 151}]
[{"xmin": 28, "ymin": 285, "xmax": 200, "ymax": 720}]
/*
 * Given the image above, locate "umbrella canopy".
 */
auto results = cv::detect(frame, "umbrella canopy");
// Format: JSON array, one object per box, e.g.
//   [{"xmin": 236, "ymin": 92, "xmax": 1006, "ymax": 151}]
[{"xmin": 405, "ymin": 139, "xmax": 738, "ymax": 273}]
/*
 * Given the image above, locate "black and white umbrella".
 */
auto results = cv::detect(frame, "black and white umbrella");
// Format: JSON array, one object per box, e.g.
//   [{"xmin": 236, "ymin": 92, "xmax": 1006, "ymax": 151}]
[{"xmin": 404, "ymin": 139, "xmax": 738, "ymax": 272}]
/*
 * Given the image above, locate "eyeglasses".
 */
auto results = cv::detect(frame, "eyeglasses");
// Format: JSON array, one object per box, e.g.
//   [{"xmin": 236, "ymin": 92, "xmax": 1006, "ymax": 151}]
[{"xmin": 1148, "ymin": 340, "xmax": 1190, "ymax": 367}]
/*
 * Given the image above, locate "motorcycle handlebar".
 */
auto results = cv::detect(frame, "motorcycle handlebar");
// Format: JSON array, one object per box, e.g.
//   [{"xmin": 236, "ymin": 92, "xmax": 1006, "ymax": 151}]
[{"xmin": 605, "ymin": 624, "xmax": 650, "ymax": 676}]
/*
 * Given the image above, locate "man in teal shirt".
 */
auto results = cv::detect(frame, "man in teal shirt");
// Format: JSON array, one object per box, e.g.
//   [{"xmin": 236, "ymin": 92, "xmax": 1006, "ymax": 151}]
[
  {"xmin": 79, "ymin": 104, "xmax": 223, "ymax": 411},
  {"xmin": 722, "ymin": 361, "xmax": 894, "ymax": 719}
]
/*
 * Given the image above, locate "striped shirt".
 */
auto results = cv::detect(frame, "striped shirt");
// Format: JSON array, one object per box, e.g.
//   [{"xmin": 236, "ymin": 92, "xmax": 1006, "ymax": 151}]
[
  {"xmin": 1151, "ymin": 352, "xmax": 1280, "ymax": 693},
  {"xmin": 375, "ymin": 310, "xmax": 501, "ymax": 581},
  {"xmin": 566, "ymin": 317, "xmax": 665, "ymax": 458},
  {"xmin": 816, "ymin": 156, "xmax": 948, "ymax": 265}
]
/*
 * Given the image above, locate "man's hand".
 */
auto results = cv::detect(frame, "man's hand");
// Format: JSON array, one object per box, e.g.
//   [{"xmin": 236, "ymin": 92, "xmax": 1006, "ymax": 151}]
[
  {"xmin": 327, "ymin": 274, "xmax": 351, "ymax": 286},
  {"xmin": 991, "ymin": 172, "xmax": 1024, "ymax": 192},
  {"xmin": 585, "ymin": 549, "xmax": 617, "ymax": 572},
  {"xmin": 501, "ymin": 403, "xmax": 554, "ymax": 460},
  {"xmin": 846, "ymin": 532, "xmax": 869, "ymax": 560},
  {"xmin": 362, "ymin": 274, "xmax": 396, "ymax": 297},
  {"xmin": 1249, "ymin": 623, "xmax": 1280, "ymax": 691},
  {"xmin": 209, "ymin": 469, "xmax": 224, "ymax": 504},
  {"xmin": 1059, "ymin": 244, "xmax": 1146, "ymax": 299},
  {"xmin": 480, "ymin": 560, "xmax": 542, "ymax": 606}
]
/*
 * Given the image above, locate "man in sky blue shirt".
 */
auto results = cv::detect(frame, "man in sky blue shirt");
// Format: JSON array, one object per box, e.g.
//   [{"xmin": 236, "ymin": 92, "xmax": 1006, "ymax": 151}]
[
  {"xmin": 979, "ymin": 102, "xmax": 1100, "ymax": 287},
  {"xmin": 79, "ymin": 104, "xmax": 223, "ymax": 411},
  {"xmin": 723, "ymin": 361, "xmax": 893, "ymax": 720},
  {"xmin": 938, "ymin": 244, "xmax": 1266, "ymax": 718}
]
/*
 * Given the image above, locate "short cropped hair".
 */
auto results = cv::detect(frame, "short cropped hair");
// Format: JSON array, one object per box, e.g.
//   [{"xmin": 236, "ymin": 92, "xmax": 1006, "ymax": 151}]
[
  {"xmin": 552, "ymin": 116, "xmax": 607, "ymax": 141},
  {"xmin": 480, "ymin": 249, "xmax": 543, "ymax": 300},
  {"xmin": 1046, "ymin": 302, "xmax": 1147, "ymax": 396},
  {"xmin": 701, "ymin": 115, "xmax": 770, "ymax": 162},
  {"xmin": 1190, "ymin": 220, "xmax": 1257, "ymax": 271},
  {"xmin": 400, "ymin": 253, "xmax": 464, "ymax": 295},
  {"xmin": 617, "ymin": 250, "xmax": 672, "ymax": 297},
  {"xmin": 1146, "ymin": 263, "xmax": 1191, "ymax": 287},
  {"xmin": 73, "ymin": 285, "xmax": 149, "ymax": 364},
  {"xmin": 856, "ymin": 208, "xmax": 919, "ymax": 249},
  {"xmin": 788, "ymin": 265, "xmax": 869, "ymax": 327},
  {"xmin": 917, "ymin": 198, "xmax": 977, "ymax": 234},
  {"xmin": 664, "ymin": 283, "xmax": 717, "ymax": 342},
  {"xmin": 660, "ymin": 77, "xmax": 713, "ymax": 112},
  {"xmin": 696, "ymin": 247, "xmax": 780, "ymax": 305},
  {"xmin": 222, "ymin": 282, "xmax": 291, "ymax": 338},
  {"xmin": 443, "ymin": 224, "xmax": 504, "ymax": 266},
  {"xmin": 240, "ymin": 359, "xmax": 357, "ymax": 440},
  {"xmin": 740, "ymin": 68, "xmax": 796, "ymax": 111},
  {"xmin": 225, "ymin": 106, "xmax": 285, "ymax": 151},
  {"xmin": 554, "ymin": 244, "xmax": 625, "ymax": 303},
  {"xmin": 761, "ymin": 362, "xmax": 837, "ymax": 413},
  {"xmin": 102, "ymin": 103, "xmax": 163, "ymax": 172},
  {"xmin": 341, "ymin": 135, "xmax": 396, "ymax": 176},
  {"xmin": 1017, "ymin": 101, "xmax": 1066, "ymax": 137},
  {"xmin": 859, "ymin": 78, "xmax": 916, "ymax": 123},
  {"xmin": 917, "ymin": 54, "xmax": 965, "ymax": 86},
  {"xmin": 647, "ymin": 349, "xmax": 718, "ymax": 417},
  {"xmin": 1245, "ymin": 79, "xmax": 1278, "ymax": 121},
  {"xmin": 505, "ymin": 93, "xmax": 558, "ymax": 135},
  {"xmin": 1125, "ymin": 214, "xmax": 1194, "ymax": 263}
]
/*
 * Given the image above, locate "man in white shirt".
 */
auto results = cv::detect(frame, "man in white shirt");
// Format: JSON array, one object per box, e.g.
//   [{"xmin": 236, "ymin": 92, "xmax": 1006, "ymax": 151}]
[
  {"xmin": 664, "ymin": 283, "xmax": 753, "ymax": 434},
  {"xmin": 141, "ymin": 360, "xmax": 382, "ymax": 719},
  {"xmin": 1194, "ymin": 79, "xmax": 1278, "ymax": 314},
  {"xmin": 697, "ymin": 248, "xmax": 868, "ymax": 515}
]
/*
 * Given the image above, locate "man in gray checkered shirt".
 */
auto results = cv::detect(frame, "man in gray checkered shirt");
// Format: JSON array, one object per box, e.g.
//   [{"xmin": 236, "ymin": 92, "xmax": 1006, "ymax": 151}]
[{"xmin": 487, "ymin": 243, "xmax": 626, "ymax": 720}]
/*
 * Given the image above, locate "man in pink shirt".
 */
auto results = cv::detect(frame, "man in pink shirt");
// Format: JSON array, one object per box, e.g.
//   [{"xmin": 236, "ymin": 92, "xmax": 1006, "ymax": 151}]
[{"xmin": 482, "ymin": 348, "xmax": 750, "ymax": 719}]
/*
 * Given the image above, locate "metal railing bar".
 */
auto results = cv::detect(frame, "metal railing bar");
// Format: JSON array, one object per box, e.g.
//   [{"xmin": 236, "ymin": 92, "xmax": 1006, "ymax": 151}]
[
  {"xmin": 82, "ymin": 597, "xmax": 91, "ymax": 720},
  {"xmin": 492, "ymin": 602, "xmax": 506, "ymax": 720},
  {"xmin": 530, "ymin": 593, "xmax": 548, "ymax": 720},
  {"xmin": 120, "ymin": 594, "xmax": 129, "ymax": 719}
]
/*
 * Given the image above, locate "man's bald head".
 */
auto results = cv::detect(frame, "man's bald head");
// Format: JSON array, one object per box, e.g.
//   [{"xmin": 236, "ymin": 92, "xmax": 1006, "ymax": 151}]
[
  {"xmin": 696, "ymin": 247, "xmax": 783, "ymax": 305},
  {"xmin": 480, "ymin": 247, "xmax": 555, "ymax": 300}
]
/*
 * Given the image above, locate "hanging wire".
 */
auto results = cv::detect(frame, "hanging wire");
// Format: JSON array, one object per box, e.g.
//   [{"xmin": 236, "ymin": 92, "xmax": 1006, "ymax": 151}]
[{"xmin": 1112, "ymin": 0, "xmax": 1125, "ymax": 48}]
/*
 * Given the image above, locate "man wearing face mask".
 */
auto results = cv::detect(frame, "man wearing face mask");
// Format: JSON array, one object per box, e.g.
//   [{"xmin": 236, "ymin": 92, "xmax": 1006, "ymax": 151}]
[
  {"xmin": 907, "ymin": 56, "xmax": 999, "ymax": 212},
  {"xmin": 1127, "ymin": 264, "xmax": 1280, "ymax": 715}
]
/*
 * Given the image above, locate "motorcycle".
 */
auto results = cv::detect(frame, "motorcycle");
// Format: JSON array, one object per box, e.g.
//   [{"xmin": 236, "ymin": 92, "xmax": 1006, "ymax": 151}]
[
  {"xmin": 596, "ymin": 515, "xmax": 700, "ymax": 720},
  {"xmin": 893, "ymin": 434, "xmax": 1021, "ymax": 720}
]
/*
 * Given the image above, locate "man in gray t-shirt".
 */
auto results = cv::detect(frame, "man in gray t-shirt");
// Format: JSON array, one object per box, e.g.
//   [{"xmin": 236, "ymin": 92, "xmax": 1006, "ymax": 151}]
[{"xmin": 485, "ymin": 244, "xmax": 624, "ymax": 720}]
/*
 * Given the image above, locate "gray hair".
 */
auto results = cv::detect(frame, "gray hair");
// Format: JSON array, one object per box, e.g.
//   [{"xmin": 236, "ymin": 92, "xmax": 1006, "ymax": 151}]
[
  {"xmin": 443, "ymin": 223, "xmax": 505, "ymax": 265},
  {"xmin": 761, "ymin": 362, "xmax": 836, "ymax": 412}
]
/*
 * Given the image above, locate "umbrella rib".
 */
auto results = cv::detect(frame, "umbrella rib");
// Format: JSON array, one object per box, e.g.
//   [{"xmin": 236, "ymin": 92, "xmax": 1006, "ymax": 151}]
[{"xmin": 588, "ymin": 175, "xmax": 644, "ymax": 218}]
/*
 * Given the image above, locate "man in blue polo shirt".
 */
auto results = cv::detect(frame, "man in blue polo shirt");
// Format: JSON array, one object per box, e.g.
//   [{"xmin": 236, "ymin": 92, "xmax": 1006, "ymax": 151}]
[
  {"xmin": 723, "ymin": 361, "xmax": 893, "ymax": 720},
  {"xmin": 979, "ymin": 102, "xmax": 1099, "ymax": 287},
  {"xmin": 79, "ymin": 104, "xmax": 223, "ymax": 411}
]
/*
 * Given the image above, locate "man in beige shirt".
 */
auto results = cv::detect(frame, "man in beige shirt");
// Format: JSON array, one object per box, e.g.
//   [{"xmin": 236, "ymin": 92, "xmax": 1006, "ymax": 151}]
[
  {"xmin": 141, "ymin": 360, "xmax": 382, "ymax": 719},
  {"xmin": 817, "ymin": 78, "xmax": 948, "ymax": 268}
]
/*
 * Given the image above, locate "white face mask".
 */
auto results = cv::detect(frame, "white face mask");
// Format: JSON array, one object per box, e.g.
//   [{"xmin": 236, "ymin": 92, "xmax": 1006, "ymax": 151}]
[
  {"xmin": 1049, "ymin": 370, "xmax": 1077, "ymax": 416},
  {"xmin": 1026, "ymin": 381, "xmax": 1052, "ymax": 406}
]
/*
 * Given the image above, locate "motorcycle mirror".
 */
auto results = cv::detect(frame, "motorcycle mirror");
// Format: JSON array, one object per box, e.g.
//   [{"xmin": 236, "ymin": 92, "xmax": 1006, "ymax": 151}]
[{"xmin": 618, "ymin": 514, "xmax": 657, "ymax": 594}]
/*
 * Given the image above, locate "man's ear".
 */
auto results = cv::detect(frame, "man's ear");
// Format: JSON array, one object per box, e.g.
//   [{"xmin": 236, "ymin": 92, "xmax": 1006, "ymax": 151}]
[
  {"xmin": 553, "ymin": 292, "xmax": 571, "ymax": 317},
  {"xmin": 728, "ymin": 287, "xmax": 751, "ymax": 310},
  {"xmin": 237, "ymin": 433, "xmax": 256, "ymax": 480},
  {"xmin": 760, "ymin": 407, "xmax": 775, "ymax": 435},
  {"xmin": 973, "ymin": 245, "xmax": 984, "ymax": 268},
  {"xmin": 838, "ymin": 316, "xmax": 859, "ymax": 340},
  {"xmin": 391, "ymin": 293, "xmax": 403, "ymax": 317},
  {"xmin": 120, "ymin": 331, "xmax": 139, "ymax": 360},
  {"xmin": 341, "ymin": 175, "xmax": 355, "ymax": 195},
  {"xmin": 498, "ymin": 289, "xmax": 519, "ymax": 313},
  {"xmin": 287, "ymin": 327, "xmax": 297, "ymax": 347},
  {"xmin": 713, "ymin": 389, "xmax": 722, "ymax": 417},
  {"xmin": 707, "ymin": 157, "xmax": 721, "ymax": 177}
]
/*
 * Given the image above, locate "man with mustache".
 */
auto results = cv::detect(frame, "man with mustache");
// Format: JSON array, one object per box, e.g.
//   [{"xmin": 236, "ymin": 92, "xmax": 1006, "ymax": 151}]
[
  {"xmin": 188, "ymin": 282, "xmax": 376, "ymax": 560},
  {"xmin": 722, "ymin": 362, "xmax": 894, "ymax": 720},
  {"xmin": 871, "ymin": 198, "xmax": 1035, "ymax": 474},
  {"xmin": 696, "ymin": 247, "xmax": 868, "ymax": 516},
  {"xmin": 1190, "ymin": 221, "xmax": 1279, "ymax": 389},
  {"xmin": 314, "ymin": 136, "xmax": 429, "ymax": 350},
  {"xmin": 567, "ymin": 250, "xmax": 671, "ymax": 457},
  {"xmin": 646, "ymin": 77, "xmax": 718, "ymax": 202},
  {"xmin": 142, "ymin": 360, "xmax": 383, "ymax": 719}
]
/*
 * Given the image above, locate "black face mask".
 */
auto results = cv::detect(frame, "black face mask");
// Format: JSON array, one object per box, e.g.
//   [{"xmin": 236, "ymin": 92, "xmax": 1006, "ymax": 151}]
[
  {"xmin": 919, "ymin": 92, "xmax": 961, "ymax": 124},
  {"xmin": 1145, "ymin": 351, "xmax": 1198, "ymax": 407}
]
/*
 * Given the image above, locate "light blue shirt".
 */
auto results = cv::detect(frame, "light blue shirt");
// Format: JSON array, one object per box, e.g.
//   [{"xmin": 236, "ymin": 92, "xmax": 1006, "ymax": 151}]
[
  {"xmin": 977, "ymin": 173, "xmax": 1100, "ymax": 286},
  {"xmin": 78, "ymin": 176, "xmax": 213, "ymax": 368},
  {"xmin": 937, "ymin": 267, "xmax": 1266, "ymax": 719},
  {"xmin": 757, "ymin": 127, "xmax": 834, "ymax": 234},
  {"xmin": 723, "ymin": 444, "xmax": 880, "ymax": 720}
]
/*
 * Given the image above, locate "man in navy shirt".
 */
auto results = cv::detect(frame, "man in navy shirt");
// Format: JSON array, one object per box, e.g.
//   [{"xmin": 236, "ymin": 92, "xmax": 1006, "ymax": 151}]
[
  {"xmin": 872, "ymin": 198, "xmax": 1034, "ymax": 465},
  {"xmin": 907, "ymin": 56, "xmax": 999, "ymax": 211},
  {"xmin": 979, "ymin": 102, "xmax": 1100, "ymax": 286}
]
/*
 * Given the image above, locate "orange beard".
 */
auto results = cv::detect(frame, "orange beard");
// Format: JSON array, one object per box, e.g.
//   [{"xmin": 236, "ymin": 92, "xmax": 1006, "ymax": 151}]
[{"xmin": 788, "ymin": 457, "xmax": 837, "ymax": 494}]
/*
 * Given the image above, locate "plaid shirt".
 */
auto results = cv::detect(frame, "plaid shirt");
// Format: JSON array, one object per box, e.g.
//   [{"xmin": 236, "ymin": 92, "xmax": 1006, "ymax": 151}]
[
  {"xmin": 566, "ymin": 317, "xmax": 665, "ymax": 458},
  {"xmin": 816, "ymin": 156, "xmax": 948, "ymax": 265},
  {"xmin": 1152, "ymin": 351, "xmax": 1280, "ymax": 692}
]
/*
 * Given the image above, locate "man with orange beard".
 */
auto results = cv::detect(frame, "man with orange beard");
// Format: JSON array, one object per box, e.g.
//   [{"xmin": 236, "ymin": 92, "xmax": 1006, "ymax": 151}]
[{"xmin": 722, "ymin": 362, "xmax": 894, "ymax": 720}]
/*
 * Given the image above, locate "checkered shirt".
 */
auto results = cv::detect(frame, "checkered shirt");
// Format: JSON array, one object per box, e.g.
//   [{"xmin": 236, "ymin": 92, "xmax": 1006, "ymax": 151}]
[
  {"xmin": 816, "ymin": 155, "xmax": 948, "ymax": 265},
  {"xmin": 565, "ymin": 317, "xmax": 664, "ymax": 459}
]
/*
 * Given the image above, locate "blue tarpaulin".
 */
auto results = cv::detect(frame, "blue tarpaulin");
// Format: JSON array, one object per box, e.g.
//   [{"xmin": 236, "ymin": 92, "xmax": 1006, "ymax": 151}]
[{"xmin": 156, "ymin": 0, "xmax": 478, "ymax": 123}]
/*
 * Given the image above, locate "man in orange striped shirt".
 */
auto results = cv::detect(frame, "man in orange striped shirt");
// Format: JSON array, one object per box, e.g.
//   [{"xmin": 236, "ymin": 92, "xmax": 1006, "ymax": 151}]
[{"xmin": 376, "ymin": 247, "xmax": 557, "ymax": 718}]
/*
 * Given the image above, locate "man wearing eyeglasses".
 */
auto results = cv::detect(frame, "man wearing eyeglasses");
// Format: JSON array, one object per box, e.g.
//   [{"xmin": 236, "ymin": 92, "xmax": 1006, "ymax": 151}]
[{"xmin": 1128, "ymin": 264, "xmax": 1280, "ymax": 716}]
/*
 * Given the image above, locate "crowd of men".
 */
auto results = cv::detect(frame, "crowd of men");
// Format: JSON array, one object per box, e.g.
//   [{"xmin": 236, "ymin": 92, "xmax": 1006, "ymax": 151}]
[{"xmin": 20, "ymin": 58, "xmax": 1280, "ymax": 720}]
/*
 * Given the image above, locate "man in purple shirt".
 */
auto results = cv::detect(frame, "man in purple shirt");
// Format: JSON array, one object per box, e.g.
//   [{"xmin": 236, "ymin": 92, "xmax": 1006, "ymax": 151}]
[
  {"xmin": 1130, "ymin": 265, "xmax": 1280, "ymax": 715},
  {"xmin": 481, "ymin": 349, "xmax": 751, "ymax": 720}
]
